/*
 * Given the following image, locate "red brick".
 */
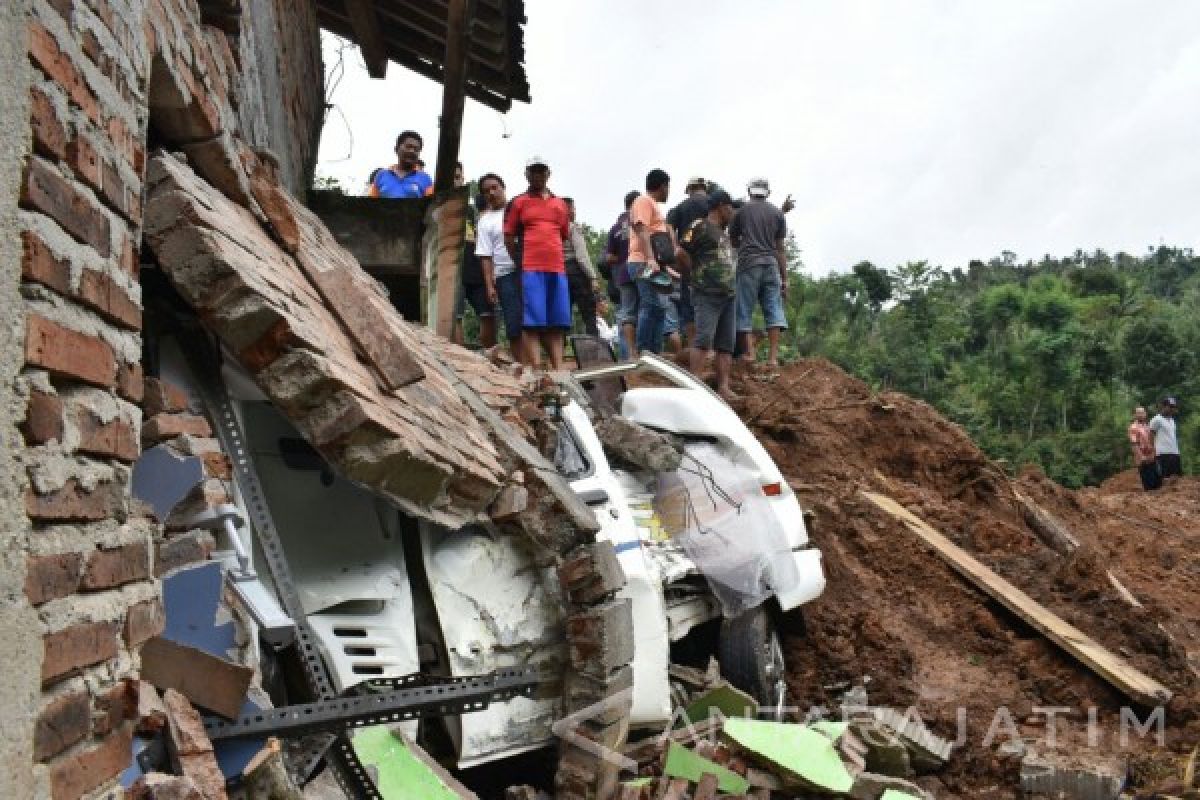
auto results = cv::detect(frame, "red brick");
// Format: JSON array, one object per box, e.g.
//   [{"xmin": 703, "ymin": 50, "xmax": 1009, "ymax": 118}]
[
  {"xmin": 132, "ymin": 138, "xmax": 146, "ymax": 175},
  {"xmin": 67, "ymin": 131, "xmax": 103, "ymax": 194},
  {"xmin": 25, "ymin": 314, "xmax": 116, "ymax": 386},
  {"xmin": 29, "ymin": 85, "xmax": 67, "ymax": 160},
  {"xmin": 48, "ymin": 723, "xmax": 133, "ymax": 800},
  {"xmin": 80, "ymin": 28, "xmax": 104, "ymax": 69},
  {"xmin": 100, "ymin": 159, "xmax": 139, "ymax": 222},
  {"xmin": 93, "ymin": 681, "xmax": 135, "ymax": 737},
  {"xmin": 123, "ymin": 596, "xmax": 165, "ymax": 647},
  {"xmin": 117, "ymin": 359, "xmax": 144, "ymax": 403},
  {"xmin": 42, "ymin": 619, "xmax": 119, "ymax": 686},
  {"xmin": 20, "ymin": 229, "xmax": 72, "ymax": 295},
  {"xmin": 26, "ymin": 478, "xmax": 122, "ymax": 523},
  {"xmin": 161, "ymin": 689, "xmax": 227, "ymax": 799},
  {"xmin": 34, "ymin": 686, "xmax": 91, "ymax": 761},
  {"xmin": 200, "ymin": 451, "xmax": 231, "ymax": 481},
  {"xmin": 162, "ymin": 689, "xmax": 211, "ymax": 756},
  {"xmin": 81, "ymin": 540, "xmax": 150, "ymax": 590},
  {"xmin": 21, "ymin": 157, "xmax": 111, "ymax": 257},
  {"xmin": 25, "ymin": 551, "xmax": 82, "ymax": 606},
  {"xmin": 46, "ymin": 0, "xmax": 73, "ymax": 23},
  {"xmin": 143, "ymin": 377, "xmax": 191, "ymax": 416},
  {"xmin": 106, "ymin": 115, "xmax": 138, "ymax": 172},
  {"xmin": 28, "ymin": 20, "xmax": 100, "ymax": 126},
  {"xmin": 154, "ymin": 531, "xmax": 214, "ymax": 577},
  {"xmin": 134, "ymin": 680, "xmax": 168, "ymax": 734},
  {"xmin": 79, "ymin": 268, "xmax": 141, "ymax": 330},
  {"xmin": 142, "ymin": 413, "xmax": 212, "ymax": 443},
  {"xmin": 75, "ymin": 410, "xmax": 139, "ymax": 461},
  {"xmin": 22, "ymin": 389, "xmax": 65, "ymax": 445},
  {"xmin": 119, "ymin": 230, "xmax": 139, "ymax": 277}
]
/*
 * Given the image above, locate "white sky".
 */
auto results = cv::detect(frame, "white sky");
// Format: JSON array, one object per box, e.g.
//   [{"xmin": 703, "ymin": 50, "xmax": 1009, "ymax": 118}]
[{"xmin": 316, "ymin": 0, "xmax": 1200, "ymax": 275}]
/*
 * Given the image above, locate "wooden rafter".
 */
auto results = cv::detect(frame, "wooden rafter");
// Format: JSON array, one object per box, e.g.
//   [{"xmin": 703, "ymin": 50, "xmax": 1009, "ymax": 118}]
[{"xmin": 343, "ymin": 0, "xmax": 388, "ymax": 78}]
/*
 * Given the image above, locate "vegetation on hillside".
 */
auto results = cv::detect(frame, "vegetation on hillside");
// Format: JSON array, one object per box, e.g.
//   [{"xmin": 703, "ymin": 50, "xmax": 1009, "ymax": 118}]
[{"xmin": 774, "ymin": 246, "xmax": 1199, "ymax": 487}]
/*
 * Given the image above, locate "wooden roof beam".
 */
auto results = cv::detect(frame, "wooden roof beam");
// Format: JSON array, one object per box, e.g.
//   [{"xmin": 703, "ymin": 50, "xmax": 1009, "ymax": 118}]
[{"xmin": 343, "ymin": 0, "xmax": 389, "ymax": 78}]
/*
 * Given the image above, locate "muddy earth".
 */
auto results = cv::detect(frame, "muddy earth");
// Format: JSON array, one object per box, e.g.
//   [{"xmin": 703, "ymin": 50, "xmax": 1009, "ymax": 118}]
[{"xmin": 728, "ymin": 358, "xmax": 1200, "ymax": 797}]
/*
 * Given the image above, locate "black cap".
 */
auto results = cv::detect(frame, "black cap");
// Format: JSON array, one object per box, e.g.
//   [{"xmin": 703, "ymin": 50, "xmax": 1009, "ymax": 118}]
[
  {"xmin": 1163, "ymin": 396, "xmax": 1179, "ymax": 407},
  {"xmin": 708, "ymin": 190, "xmax": 734, "ymax": 211}
]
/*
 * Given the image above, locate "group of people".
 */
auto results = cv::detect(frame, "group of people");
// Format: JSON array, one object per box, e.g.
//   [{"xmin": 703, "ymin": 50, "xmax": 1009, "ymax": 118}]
[
  {"xmin": 368, "ymin": 131, "xmax": 794, "ymax": 396},
  {"xmin": 1127, "ymin": 397, "xmax": 1182, "ymax": 490}
]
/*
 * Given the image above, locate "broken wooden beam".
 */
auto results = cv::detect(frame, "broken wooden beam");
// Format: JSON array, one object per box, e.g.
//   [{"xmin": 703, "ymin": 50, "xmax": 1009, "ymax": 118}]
[
  {"xmin": 1014, "ymin": 490, "xmax": 1079, "ymax": 555},
  {"xmin": 343, "ymin": 0, "xmax": 388, "ymax": 78},
  {"xmin": 862, "ymin": 491, "xmax": 1173, "ymax": 706}
]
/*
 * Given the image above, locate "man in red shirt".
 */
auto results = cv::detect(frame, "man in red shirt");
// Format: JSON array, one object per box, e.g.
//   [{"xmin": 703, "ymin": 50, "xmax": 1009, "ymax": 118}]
[
  {"xmin": 1128, "ymin": 406, "xmax": 1161, "ymax": 490},
  {"xmin": 504, "ymin": 156, "xmax": 571, "ymax": 370}
]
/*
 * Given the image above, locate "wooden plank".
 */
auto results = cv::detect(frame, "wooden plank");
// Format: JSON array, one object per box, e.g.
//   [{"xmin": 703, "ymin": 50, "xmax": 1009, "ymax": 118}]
[
  {"xmin": 861, "ymin": 491, "xmax": 1173, "ymax": 706},
  {"xmin": 343, "ymin": 0, "xmax": 389, "ymax": 78},
  {"xmin": 140, "ymin": 636, "xmax": 253, "ymax": 719}
]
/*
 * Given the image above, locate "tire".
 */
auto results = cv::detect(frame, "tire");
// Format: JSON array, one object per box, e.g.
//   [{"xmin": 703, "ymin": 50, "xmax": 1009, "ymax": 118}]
[{"xmin": 717, "ymin": 605, "xmax": 788, "ymax": 719}]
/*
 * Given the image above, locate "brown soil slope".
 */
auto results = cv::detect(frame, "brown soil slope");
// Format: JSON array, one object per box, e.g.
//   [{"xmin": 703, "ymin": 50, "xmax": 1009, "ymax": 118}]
[{"xmin": 731, "ymin": 358, "xmax": 1200, "ymax": 797}]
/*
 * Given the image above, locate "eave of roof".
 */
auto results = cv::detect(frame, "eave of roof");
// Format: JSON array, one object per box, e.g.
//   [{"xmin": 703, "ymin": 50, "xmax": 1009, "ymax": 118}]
[{"xmin": 316, "ymin": 0, "xmax": 531, "ymax": 112}]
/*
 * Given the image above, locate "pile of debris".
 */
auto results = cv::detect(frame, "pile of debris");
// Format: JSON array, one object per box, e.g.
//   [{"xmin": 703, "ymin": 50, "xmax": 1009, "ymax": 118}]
[
  {"xmin": 609, "ymin": 665, "xmax": 951, "ymax": 799},
  {"xmin": 729, "ymin": 359, "xmax": 1200, "ymax": 797},
  {"xmin": 128, "ymin": 684, "xmax": 293, "ymax": 800}
]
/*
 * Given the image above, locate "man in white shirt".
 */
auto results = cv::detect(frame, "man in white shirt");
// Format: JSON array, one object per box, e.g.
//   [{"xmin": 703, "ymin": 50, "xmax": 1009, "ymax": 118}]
[
  {"xmin": 475, "ymin": 173, "xmax": 521, "ymax": 359},
  {"xmin": 1148, "ymin": 396, "xmax": 1182, "ymax": 479}
]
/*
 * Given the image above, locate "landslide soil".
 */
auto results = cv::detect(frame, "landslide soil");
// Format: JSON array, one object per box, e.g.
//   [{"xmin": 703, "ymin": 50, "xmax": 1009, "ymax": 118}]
[{"xmin": 729, "ymin": 358, "xmax": 1200, "ymax": 798}]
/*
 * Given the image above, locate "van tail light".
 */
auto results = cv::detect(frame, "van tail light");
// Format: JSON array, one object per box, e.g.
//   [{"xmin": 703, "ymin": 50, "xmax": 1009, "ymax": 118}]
[{"xmin": 762, "ymin": 482, "xmax": 783, "ymax": 497}]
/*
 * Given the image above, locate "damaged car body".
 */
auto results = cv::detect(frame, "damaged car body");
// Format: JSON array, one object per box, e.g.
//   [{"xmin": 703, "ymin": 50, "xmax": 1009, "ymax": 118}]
[{"xmin": 157, "ymin": 328, "xmax": 825, "ymax": 781}]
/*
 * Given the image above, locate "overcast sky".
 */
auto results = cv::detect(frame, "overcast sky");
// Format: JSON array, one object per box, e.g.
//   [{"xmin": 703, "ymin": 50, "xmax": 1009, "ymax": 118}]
[{"xmin": 316, "ymin": 0, "xmax": 1200, "ymax": 275}]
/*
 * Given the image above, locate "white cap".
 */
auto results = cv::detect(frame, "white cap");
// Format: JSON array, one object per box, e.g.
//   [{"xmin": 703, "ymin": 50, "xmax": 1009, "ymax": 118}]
[
  {"xmin": 747, "ymin": 177, "xmax": 770, "ymax": 198},
  {"xmin": 526, "ymin": 155, "xmax": 549, "ymax": 168}
]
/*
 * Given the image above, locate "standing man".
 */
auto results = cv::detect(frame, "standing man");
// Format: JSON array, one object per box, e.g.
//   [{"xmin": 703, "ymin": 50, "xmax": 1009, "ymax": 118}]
[
  {"xmin": 606, "ymin": 191, "xmax": 640, "ymax": 359},
  {"xmin": 1129, "ymin": 406, "xmax": 1161, "ymax": 491},
  {"xmin": 730, "ymin": 177, "xmax": 789, "ymax": 366},
  {"xmin": 368, "ymin": 131, "xmax": 433, "ymax": 198},
  {"xmin": 562, "ymin": 198, "xmax": 601, "ymax": 336},
  {"xmin": 453, "ymin": 164, "xmax": 497, "ymax": 348},
  {"xmin": 504, "ymin": 157, "xmax": 571, "ymax": 370},
  {"xmin": 666, "ymin": 176, "xmax": 710, "ymax": 350},
  {"xmin": 1149, "ymin": 397, "xmax": 1182, "ymax": 480},
  {"xmin": 628, "ymin": 169, "xmax": 674, "ymax": 355},
  {"xmin": 677, "ymin": 191, "xmax": 739, "ymax": 403},
  {"xmin": 476, "ymin": 173, "xmax": 520, "ymax": 357}
]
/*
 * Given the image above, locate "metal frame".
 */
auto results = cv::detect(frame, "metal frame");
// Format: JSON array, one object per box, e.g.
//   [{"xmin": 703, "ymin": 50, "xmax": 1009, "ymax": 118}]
[{"xmin": 205, "ymin": 667, "xmax": 541, "ymax": 741}]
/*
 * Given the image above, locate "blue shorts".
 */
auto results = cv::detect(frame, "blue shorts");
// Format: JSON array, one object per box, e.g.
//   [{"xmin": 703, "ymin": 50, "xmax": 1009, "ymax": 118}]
[
  {"xmin": 736, "ymin": 262, "xmax": 788, "ymax": 332},
  {"xmin": 496, "ymin": 271, "xmax": 522, "ymax": 341},
  {"xmin": 522, "ymin": 270, "xmax": 571, "ymax": 329}
]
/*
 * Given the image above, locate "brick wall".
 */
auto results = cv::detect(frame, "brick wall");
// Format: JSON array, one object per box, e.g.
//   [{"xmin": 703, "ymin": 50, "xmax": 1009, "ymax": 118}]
[{"xmin": 10, "ymin": 0, "xmax": 325, "ymax": 796}]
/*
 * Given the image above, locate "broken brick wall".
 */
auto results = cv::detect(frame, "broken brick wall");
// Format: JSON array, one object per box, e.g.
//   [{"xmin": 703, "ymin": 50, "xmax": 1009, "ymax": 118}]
[{"xmin": 4, "ymin": 0, "xmax": 324, "ymax": 796}]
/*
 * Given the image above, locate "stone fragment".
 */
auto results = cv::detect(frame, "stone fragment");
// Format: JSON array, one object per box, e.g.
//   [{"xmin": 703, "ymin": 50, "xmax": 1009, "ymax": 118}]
[{"xmin": 593, "ymin": 414, "xmax": 682, "ymax": 472}]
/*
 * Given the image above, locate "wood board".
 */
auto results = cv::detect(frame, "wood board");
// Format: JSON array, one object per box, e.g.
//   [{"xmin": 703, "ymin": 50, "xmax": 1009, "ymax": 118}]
[{"xmin": 861, "ymin": 491, "xmax": 1172, "ymax": 707}]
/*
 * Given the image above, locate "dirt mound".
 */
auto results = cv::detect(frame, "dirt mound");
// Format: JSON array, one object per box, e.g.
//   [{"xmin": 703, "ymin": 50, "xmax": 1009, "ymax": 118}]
[{"xmin": 731, "ymin": 359, "xmax": 1200, "ymax": 797}]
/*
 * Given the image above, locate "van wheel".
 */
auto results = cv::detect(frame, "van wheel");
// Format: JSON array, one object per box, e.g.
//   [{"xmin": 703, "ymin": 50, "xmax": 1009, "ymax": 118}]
[{"xmin": 717, "ymin": 606, "xmax": 787, "ymax": 719}]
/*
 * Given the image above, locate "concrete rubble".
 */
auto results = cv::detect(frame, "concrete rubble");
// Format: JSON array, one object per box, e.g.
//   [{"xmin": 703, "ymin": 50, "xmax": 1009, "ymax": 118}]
[{"xmin": 606, "ymin": 678, "xmax": 948, "ymax": 800}]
